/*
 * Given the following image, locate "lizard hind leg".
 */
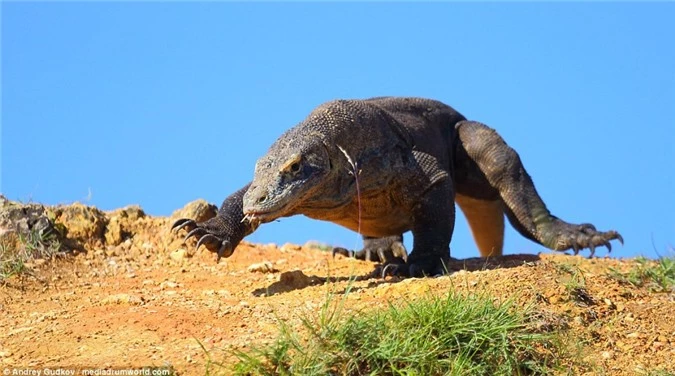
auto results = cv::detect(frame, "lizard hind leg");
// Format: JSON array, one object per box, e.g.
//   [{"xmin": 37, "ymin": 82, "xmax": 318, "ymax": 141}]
[
  {"xmin": 455, "ymin": 194, "xmax": 505, "ymax": 257},
  {"xmin": 454, "ymin": 120, "xmax": 622, "ymax": 257}
]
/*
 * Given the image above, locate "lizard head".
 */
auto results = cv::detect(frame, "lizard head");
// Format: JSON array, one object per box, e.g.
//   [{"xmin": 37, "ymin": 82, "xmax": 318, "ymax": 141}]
[{"xmin": 242, "ymin": 134, "xmax": 331, "ymax": 223}]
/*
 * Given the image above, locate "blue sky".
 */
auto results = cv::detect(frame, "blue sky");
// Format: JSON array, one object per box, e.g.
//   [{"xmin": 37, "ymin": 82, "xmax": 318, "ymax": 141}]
[{"xmin": 2, "ymin": 2, "xmax": 673, "ymax": 260}]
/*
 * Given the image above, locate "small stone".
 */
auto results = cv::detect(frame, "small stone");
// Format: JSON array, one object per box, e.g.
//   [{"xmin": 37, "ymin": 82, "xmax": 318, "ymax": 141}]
[
  {"xmin": 33, "ymin": 259, "xmax": 47, "ymax": 267},
  {"xmin": 247, "ymin": 262, "xmax": 277, "ymax": 273},
  {"xmin": 163, "ymin": 281, "xmax": 179, "ymax": 289},
  {"xmin": 171, "ymin": 200, "xmax": 217, "ymax": 224},
  {"xmin": 105, "ymin": 248, "xmax": 118, "ymax": 257},
  {"xmin": 279, "ymin": 270, "xmax": 319, "ymax": 289},
  {"xmin": 101, "ymin": 294, "xmax": 143, "ymax": 306},
  {"xmin": 170, "ymin": 249, "xmax": 188, "ymax": 262},
  {"xmin": 280, "ymin": 243, "xmax": 302, "ymax": 252}
]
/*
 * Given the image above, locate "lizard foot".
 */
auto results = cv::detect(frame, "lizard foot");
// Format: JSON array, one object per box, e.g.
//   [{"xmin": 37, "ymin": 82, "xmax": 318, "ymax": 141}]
[
  {"xmin": 376, "ymin": 257, "xmax": 448, "ymax": 278},
  {"xmin": 332, "ymin": 244, "xmax": 408, "ymax": 263},
  {"xmin": 171, "ymin": 218, "xmax": 234, "ymax": 262},
  {"xmin": 332, "ymin": 236, "xmax": 408, "ymax": 263},
  {"xmin": 550, "ymin": 222, "xmax": 623, "ymax": 257}
]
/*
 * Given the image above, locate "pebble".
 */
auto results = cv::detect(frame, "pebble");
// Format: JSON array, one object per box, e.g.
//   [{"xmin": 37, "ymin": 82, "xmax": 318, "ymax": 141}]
[
  {"xmin": 100, "ymin": 294, "xmax": 144, "ymax": 306},
  {"xmin": 162, "ymin": 281, "xmax": 179, "ymax": 289},
  {"xmin": 170, "ymin": 249, "xmax": 188, "ymax": 262},
  {"xmin": 247, "ymin": 262, "xmax": 277, "ymax": 273}
]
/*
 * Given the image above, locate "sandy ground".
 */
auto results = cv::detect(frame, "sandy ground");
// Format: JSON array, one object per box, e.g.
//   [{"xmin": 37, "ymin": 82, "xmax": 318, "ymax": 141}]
[{"xmin": 1, "ymin": 212, "xmax": 673, "ymax": 375}]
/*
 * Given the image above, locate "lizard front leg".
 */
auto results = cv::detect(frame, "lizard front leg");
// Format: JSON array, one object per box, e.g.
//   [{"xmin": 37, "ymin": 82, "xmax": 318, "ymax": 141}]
[
  {"xmin": 172, "ymin": 183, "xmax": 258, "ymax": 261},
  {"xmin": 382, "ymin": 179, "xmax": 455, "ymax": 277}
]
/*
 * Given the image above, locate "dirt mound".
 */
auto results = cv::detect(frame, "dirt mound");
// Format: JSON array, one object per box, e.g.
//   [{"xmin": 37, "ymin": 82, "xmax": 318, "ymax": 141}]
[{"xmin": 0, "ymin": 199, "xmax": 673, "ymax": 374}]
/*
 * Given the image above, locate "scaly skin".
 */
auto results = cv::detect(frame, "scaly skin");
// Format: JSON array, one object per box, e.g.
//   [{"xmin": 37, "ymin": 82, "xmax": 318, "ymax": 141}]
[{"xmin": 173, "ymin": 97, "xmax": 623, "ymax": 277}]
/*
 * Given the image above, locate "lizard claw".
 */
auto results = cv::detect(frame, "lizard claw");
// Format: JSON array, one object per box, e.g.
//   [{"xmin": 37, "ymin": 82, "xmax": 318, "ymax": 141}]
[
  {"xmin": 196, "ymin": 233, "xmax": 221, "ymax": 252},
  {"xmin": 603, "ymin": 241, "xmax": 612, "ymax": 253},
  {"xmin": 172, "ymin": 218, "xmax": 197, "ymax": 232},
  {"xmin": 197, "ymin": 234, "xmax": 232, "ymax": 262},
  {"xmin": 376, "ymin": 257, "xmax": 447, "ymax": 278},
  {"xmin": 550, "ymin": 222, "xmax": 623, "ymax": 257},
  {"xmin": 184, "ymin": 227, "xmax": 205, "ymax": 243},
  {"xmin": 380, "ymin": 263, "xmax": 408, "ymax": 278},
  {"xmin": 171, "ymin": 216, "xmax": 238, "ymax": 261},
  {"xmin": 332, "ymin": 247, "xmax": 354, "ymax": 259},
  {"xmin": 331, "ymin": 237, "xmax": 409, "ymax": 263}
]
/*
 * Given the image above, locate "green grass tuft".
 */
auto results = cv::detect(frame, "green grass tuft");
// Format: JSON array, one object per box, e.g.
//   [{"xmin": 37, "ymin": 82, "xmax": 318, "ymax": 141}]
[
  {"xmin": 0, "ymin": 241, "xmax": 28, "ymax": 281},
  {"xmin": 0, "ymin": 227, "xmax": 62, "ymax": 281},
  {"xmin": 637, "ymin": 368, "xmax": 675, "ymax": 376},
  {"xmin": 228, "ymin": 289, "xmax": 569, "ymax": 375},
  {"xmin": 608, "ymin": 256, "xmax": 675, "ymax": 293}
]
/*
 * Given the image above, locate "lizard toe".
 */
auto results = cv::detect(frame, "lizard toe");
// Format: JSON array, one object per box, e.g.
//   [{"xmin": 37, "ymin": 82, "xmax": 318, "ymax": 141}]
[
  {"xmin": 196, "ymin": 233, "xmax": 223, "ymax": 253},
  {"xmin": 184, "ymin": 227, "xmax": 206, "ymax": 243},
  {"xmin": 579, "ymin": 223, "xmax": 597, "ymax": 233},
  {"xmin": 216, "ymin": 240, "xmax": 233, "ymax": 262}
]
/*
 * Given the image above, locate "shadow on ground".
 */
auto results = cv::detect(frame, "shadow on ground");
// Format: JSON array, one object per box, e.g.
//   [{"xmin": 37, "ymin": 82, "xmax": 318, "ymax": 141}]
[{"xmin": 253, "ymin": 253, "xmax": 542, "ymax": 296}]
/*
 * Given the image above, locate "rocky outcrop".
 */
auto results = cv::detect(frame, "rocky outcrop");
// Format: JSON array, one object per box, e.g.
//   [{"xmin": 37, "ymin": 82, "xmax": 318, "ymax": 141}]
[
  {"xmin": 0, "ymin": 195, "xmax": 66, "ymax": 254},
  {"xmin": 105, "ymin": 205, "xmax": 146, "ymax": 246}
]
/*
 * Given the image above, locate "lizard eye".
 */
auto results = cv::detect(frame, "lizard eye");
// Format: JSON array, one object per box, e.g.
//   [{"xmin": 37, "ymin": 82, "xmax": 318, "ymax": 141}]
[
  {"xmin": 280, "ymin": 154, "xmax": 303, "ymax": 174},
  {"xmin": 290, "ymin": 162, "xmax": 301, "ymax": 173}
]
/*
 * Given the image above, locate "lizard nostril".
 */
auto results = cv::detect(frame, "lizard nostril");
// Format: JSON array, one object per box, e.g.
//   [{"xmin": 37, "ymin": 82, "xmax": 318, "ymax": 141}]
[{"xmin": 257, "ymin": 195, "xmax": 267, "ymax": 204}]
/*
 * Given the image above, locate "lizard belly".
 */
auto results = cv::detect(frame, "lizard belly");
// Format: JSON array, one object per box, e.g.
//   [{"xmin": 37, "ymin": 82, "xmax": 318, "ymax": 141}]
[{"xmin": 304, "ymin": 189, "xmax": 412, "ymax": 237}]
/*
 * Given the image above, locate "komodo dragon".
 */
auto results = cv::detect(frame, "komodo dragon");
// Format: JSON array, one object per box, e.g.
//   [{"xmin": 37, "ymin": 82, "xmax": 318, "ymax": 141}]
[{"xmin": 173, "ymin": 97, "xmax": 622, "ymax": 277}]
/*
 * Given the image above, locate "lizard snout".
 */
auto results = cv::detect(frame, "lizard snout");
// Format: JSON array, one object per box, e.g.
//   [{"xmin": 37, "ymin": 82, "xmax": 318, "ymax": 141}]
[{"xmin": 243, "ymin": 185, "xmax": 270, "ymax": 213}]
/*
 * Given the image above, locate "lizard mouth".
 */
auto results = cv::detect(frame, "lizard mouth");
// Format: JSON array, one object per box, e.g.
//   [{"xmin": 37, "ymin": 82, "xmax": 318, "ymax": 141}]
[
  {"xmin": 242, "ymin": 207, "xmax": 285, "ymax": 224},
  {"xmin": 243, "ymin": 183, "xmax": 306, "ymax": 222}
]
